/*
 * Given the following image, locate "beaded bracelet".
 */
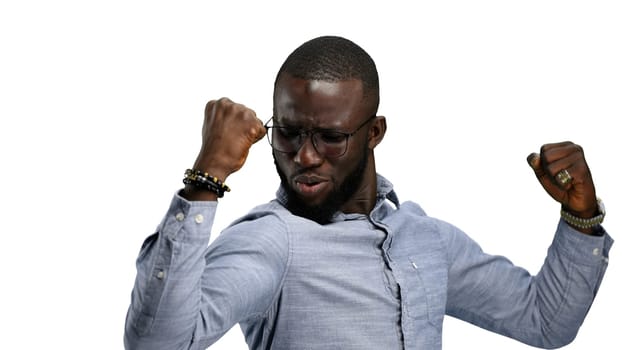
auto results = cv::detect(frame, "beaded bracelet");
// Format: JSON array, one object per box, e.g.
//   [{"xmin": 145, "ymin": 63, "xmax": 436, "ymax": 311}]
[{"xmin": 183, "ymin": 168, "xmax": 231, "ymax": 198}]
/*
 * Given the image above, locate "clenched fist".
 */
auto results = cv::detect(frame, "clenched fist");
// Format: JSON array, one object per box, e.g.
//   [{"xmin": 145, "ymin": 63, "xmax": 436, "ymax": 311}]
[
  {"xmin": 527, "ymin": 141, "xmax": 599, "ymax": 234},
  {"xmin": 184, "ymin": 98, "xmax": 266, "ymax": 200}
]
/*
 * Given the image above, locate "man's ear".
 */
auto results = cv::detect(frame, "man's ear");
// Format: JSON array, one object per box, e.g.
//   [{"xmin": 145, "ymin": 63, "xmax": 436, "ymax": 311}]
[{"xmin": 367, "ymin": 116, "xmax": 386, "ymax": 149}]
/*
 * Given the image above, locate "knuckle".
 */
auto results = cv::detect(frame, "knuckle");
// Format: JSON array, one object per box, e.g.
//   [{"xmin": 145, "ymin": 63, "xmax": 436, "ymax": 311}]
[
  {"xmin": 248, "ymin": 125, "xmax": 260, "ymax": 138},
  {"xmin": 237, "ymin": 107, "xmax": 256, "ymax": 124},
  {"xmin": 215, "ymin": 97, "xmax": 234, "ymax": 112},
  {"xmin": 218, "ymin": 97, "xmax": 232, "ymax": 104},
  {"xmin": 249, "ymin": 119, "xmax": 265, "ymax": 136}
]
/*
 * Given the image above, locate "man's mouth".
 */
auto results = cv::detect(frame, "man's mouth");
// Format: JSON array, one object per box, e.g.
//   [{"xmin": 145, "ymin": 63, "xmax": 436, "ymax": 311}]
[{"xmin": 293, "ymin": 174, "xmax": 329, "ymax": 195}]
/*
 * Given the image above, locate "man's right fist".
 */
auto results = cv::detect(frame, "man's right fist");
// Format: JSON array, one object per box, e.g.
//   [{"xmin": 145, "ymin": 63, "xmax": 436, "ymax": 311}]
[{"xmin": 193, "ymin": 97, "xmax": 266, "ymax": 182}]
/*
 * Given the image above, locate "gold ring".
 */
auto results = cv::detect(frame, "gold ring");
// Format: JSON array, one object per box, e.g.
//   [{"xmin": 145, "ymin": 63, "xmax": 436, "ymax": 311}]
[{"xmin": 556, "ymin": 169, "xmax": 573, "ymax": 186}]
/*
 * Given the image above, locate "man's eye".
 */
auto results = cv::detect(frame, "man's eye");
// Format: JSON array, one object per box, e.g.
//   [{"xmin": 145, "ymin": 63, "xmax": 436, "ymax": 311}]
[
  {"xmin": 277, "ymin": 128, "xmax": 300, "ymax": 139},
  {"xmin": 319, "ymin": 132, "xmax": 347, "ymax": 144}
]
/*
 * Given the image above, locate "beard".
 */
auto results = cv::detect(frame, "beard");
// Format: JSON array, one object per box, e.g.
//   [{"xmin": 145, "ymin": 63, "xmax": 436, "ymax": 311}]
[{"xmin": 274, "ymin": 146, "xmax": 369, "ymax": 225}]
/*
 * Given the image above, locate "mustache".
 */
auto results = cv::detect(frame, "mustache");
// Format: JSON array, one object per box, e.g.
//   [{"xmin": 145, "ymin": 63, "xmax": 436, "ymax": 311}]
[
  {"xmin": 293, "ymin": 174, "xmax": 328, "ymax": 185},
  {"xmin": 272, "ymin": 152, "xmax": 325, "ymax": 180}
]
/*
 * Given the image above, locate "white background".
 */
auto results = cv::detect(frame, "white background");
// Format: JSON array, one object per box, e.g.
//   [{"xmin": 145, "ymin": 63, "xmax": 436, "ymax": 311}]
[{"xmin": 1, "ymin": 1, "xmax": 620, "ymax": 349}]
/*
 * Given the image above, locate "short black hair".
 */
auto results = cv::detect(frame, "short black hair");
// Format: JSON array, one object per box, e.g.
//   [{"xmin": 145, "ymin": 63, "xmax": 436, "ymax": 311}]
[{"xmin": 274, "ymin": 36, "xmax": 380, "ymax": 113}]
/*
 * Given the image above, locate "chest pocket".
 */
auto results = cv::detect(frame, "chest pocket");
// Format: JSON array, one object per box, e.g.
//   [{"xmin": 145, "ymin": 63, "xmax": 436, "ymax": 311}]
[{"xmin": 396, "ymin": 252, "xmax": 448, "ymax": 330}]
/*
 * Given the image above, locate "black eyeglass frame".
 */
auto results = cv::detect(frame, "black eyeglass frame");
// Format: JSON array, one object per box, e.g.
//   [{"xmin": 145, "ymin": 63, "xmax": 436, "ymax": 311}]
[{"xmin": 264, "ymin": 115, "xmax": 377, "ymax": 158}]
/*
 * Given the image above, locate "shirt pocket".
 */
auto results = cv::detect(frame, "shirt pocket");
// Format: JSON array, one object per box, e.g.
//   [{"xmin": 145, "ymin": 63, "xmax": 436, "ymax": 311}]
[{"xmin": 398, "ymin": 254, "xmax": 447, "ymax": 330}]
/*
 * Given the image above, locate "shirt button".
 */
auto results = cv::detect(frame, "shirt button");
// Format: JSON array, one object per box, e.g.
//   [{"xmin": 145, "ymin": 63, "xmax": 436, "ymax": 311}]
[
  {"xmin": 592, "ymin": 248, "xmax": 600, "ymax": 256},
  {"xmin": 175, "ymin": 213, "xmax": 185, "ymax": 221},
  {"xmin": 156, "ymin": 270, "xmax": 165, "ymax": 279},
  {"xmin": 194, "ymin": 214, "xmax": 204, "ymax": 224}
]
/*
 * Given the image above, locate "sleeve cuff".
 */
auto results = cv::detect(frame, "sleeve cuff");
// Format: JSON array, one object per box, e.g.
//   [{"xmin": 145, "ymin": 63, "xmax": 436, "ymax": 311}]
[
  {"xmin": 552, "ymin": 219, "xmax": 613, "ymax": 266},
  {"xmin": 156, "ymin": 190, "xmax": 219, "ymax": 243}
]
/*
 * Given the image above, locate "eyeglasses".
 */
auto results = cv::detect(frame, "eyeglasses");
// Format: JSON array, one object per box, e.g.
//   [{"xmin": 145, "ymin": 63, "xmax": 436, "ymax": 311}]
[{"xmin": 264, "ymin": 115, "xmax": 376, "ymax": 158}]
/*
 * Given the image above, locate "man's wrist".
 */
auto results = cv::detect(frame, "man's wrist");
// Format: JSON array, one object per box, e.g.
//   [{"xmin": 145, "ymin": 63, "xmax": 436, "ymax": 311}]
[
  {"xmin": 180, "ymin": 184, "xmax": 220, "ymax": 201},
  {"xmin": 560, "ymin": 198, "xmax": 606, "ymax": 234}
]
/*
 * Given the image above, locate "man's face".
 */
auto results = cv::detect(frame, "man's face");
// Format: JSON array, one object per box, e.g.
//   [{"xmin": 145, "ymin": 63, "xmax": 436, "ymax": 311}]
[{"xmin": 272, "ymin": 73, "xmax": 373, "ymax": 223}]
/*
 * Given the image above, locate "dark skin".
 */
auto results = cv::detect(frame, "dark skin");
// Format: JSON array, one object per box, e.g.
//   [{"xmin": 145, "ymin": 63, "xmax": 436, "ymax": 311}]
[
  {"xmin": 183, "ymin": 73, "xmax": 387, "ymax": 217},
  {"xmin": 182, "ymin": 75, "xmax": 600, "ymax": 234},
  {"xmin": 527, "ymin": 143, "xmax": 600, "ymax": 234},
  {"xmin": 271, "ymin": 73, "xmax": 385, "ymax": 215}
]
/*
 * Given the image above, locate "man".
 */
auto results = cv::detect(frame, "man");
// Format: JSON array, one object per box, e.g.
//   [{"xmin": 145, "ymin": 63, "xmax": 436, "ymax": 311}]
[{"xmin": 124, "ymin": 36, "xmax": 612, "ymax": 349}]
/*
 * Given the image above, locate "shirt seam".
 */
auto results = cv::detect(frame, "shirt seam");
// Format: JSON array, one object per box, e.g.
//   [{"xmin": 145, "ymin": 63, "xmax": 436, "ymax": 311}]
[{"xmin": 259, "ymin": 211, "xmax": 293, "ymax": 321}]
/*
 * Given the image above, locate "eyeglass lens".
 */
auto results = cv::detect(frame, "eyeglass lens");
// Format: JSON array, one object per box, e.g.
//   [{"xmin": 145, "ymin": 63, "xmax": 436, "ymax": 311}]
[{"xmin": 268, "ymin": 127, "xmax": 348, "ymax": 157}]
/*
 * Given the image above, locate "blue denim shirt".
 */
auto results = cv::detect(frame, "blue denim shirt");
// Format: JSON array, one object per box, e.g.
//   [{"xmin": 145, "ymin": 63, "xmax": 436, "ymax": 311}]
[{"xmin": 124, "ymin": 175, "xmax": 612, "ymax": 349}]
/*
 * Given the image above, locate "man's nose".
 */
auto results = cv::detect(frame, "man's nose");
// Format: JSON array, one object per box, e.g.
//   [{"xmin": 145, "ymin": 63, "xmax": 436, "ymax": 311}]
[{"xmin": 293, "ymin": 135, "xmax": 323, "ymax": 167}]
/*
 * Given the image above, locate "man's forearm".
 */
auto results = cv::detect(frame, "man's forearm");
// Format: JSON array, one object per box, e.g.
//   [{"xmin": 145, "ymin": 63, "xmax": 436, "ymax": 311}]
[{"xmin": 124, "ymin": 193, "xmax": 218, "ymax": 349}]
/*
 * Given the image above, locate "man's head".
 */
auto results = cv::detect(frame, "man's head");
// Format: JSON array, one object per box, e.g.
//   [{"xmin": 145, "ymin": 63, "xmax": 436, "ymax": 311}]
[{"xmin": 270, "ymin": 36, "xmax": 386, "ymax": 223}]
